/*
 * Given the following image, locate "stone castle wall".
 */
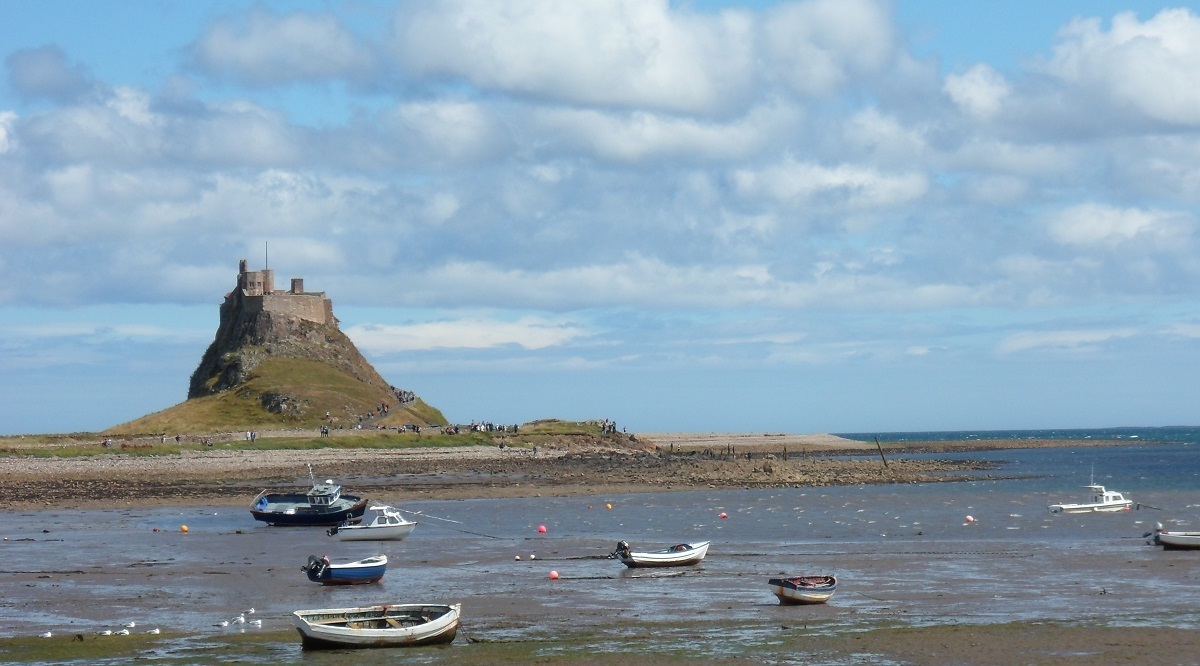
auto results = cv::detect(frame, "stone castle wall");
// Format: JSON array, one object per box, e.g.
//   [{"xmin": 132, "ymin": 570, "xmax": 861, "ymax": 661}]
[{"xmin": 230, "ymin": 260, "xmax": 332, "ymax": 326}]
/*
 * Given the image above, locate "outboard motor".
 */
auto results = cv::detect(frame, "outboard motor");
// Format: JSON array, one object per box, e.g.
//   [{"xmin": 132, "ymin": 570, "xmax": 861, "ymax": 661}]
[
  {"xmin": 612, "ymin": 540, "xmax": 631, "ymax": 559},
  {"xmin": 302, "ymin": 555, "xmax": 329, "ymax": 578}
]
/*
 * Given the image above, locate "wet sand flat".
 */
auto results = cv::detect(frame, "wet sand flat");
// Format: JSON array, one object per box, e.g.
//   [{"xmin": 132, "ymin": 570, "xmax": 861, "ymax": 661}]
[{"xmin": 4, "ymin": 434, "xmax": 1200, "ymax": 664}]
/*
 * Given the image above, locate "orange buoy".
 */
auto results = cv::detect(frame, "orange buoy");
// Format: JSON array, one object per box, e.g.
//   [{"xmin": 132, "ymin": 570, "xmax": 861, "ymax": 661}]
[
  {"xmin": 965, "ymin": 515, "xmax": 975, "ymax": 523},
  {"xmin": 605, "ymin": 503, "xmax": 612, "ymax": 510},
  {"xmin": 537, "ymin": 525, "xmax": 547, "ymax": 534},
  {"xmin": 719, "ymin": 512, "xmax": 728, "ymax": 519},
  {"xmin": 180, "ymin": 525, "xmax": 189, "ymax": 533},
  {"xmin": 549, "ymin": 570, "xmax": 559, "ymax": 580}
]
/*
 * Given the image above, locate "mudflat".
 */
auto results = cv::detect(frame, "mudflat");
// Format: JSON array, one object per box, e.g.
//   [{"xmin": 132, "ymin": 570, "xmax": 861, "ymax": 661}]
[{"xmin": 4, "ymin": 431, "xmax": 1198, "ymax": 665}]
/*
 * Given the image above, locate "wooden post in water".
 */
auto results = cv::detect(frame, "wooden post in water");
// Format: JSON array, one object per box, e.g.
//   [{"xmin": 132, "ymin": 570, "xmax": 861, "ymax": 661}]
[{"xmin": 875, "ymin": 437, "xmax": 889, "ymax": 468}]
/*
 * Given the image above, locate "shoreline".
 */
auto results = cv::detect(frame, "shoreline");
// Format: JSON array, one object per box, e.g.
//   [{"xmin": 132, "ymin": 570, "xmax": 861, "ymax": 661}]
[{"xmin": 0, "ymin": 433, "xmax": 1152, "ymax": 511}]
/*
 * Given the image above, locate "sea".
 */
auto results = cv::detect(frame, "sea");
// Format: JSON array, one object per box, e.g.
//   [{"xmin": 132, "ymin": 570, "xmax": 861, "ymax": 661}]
[{"xmin": 5, "ymin": 425, "xmax": 1200, "ymax": 664}]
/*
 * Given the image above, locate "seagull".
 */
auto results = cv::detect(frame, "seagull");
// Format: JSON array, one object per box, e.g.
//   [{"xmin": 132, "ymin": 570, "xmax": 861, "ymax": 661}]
[
  {"xmin": 39, "ymin": 631, "xmax": 52, "ymax": 638},
  {"xmin": 145, "ymin": 628, "xmax": 160, "ymax": 635},
  {"xmin": 215, "ymin": 620, "xmax": 229, "ymax": 628},
  {"xmin": 124, "ymin": 621, "xmax": 137, "ymax": 628},
  {"xmin": 116, "ymin": 629, "xmax": 130, "ymax": 636},
  {"xmin": 244, "ymin": 607, "xmax": 255, "ymax": 615},
  {"xmin": 98, "ymin": 630, "xmax": 113, "ymax": 636},
  {"xmin": 249, "ymin": 619, "xmax": 262, "ymax": 627},
  {"xmin": 231, "ymin": 614, "xmax": 246, "ymax": 625}
]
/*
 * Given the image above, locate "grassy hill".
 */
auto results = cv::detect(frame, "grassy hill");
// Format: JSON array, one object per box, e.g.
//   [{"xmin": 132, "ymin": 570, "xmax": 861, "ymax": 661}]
[{"xmin": 106, "ymin": 357, "xmax": 446, "ymax": 435}]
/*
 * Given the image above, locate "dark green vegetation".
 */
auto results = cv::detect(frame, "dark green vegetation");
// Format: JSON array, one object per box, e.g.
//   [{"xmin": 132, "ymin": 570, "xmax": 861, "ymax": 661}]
[{"xmin": 104, "ymin": 357, "xmax": 447, "ymax": 435}]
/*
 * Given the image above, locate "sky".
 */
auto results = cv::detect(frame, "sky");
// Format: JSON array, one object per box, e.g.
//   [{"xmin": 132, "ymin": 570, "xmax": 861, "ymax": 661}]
[{"xmin": 2, "ymin": 1, "xmax": 1199, "ymax": 436}]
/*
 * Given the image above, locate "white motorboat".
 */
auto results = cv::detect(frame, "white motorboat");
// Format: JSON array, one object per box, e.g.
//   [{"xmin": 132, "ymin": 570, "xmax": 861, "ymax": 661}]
[
  {"xmin": 327, "ymin": 506, "xmax": 416, "ymax": 541},
  {"xmin": 1048, "ymin": 484, "xmax": 1132, "ymax": 514},
  {"xmin": 1150, "ymin": 523, "xmax": 1200, "ymax": 550}
]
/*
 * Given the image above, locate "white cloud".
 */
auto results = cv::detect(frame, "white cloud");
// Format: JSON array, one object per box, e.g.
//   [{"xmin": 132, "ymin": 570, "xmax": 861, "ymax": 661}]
[
  {"xmin": 346, "ymin": 315, "xmax": 588, "ymax": 352},
  {"xmin": 997, "ymin": 328, "xmax": 1136, "ymax": 355},
  {"xmin": 392, "ymin": 0, "xmax": 755, "ymax": 115},
  {"xmin": 1045, "ymin": 8, "xmax": 1200, "ymax": 125},
  {"xmin": 383, "ymin": 100, "xmax": 508, "ymax": 166},
  {"xmin": 944, "ymin": 64, "xmax": 1010, "ymax": 119},
  {"xmin": 731, "ymin": 158, "xmax": 928, "ymax": 211},
  {"xmin": 1048, "ymin": 203, "xmax": 1191, "ymax": 247},
  {"xmin": 0, "ymin": 111, "xmax": 17, "ymax": 153},
  {"xmin": 1162, "ymin": 323, "xmax": 1200, "ymax": 339},
  {"xmin": 760, "ymin": 0, "xmax": 895, "ymax": 97},
  {"xmin": 842, "ymin": 108, "xmax": 928, "ymax": 164},
  {"xmin": 191, "ymin": 9, "xmax": 377, "ymax": 85},
  {"xmin": 531, "ymin": 103, "xmax": 791, "ymax": 162}
]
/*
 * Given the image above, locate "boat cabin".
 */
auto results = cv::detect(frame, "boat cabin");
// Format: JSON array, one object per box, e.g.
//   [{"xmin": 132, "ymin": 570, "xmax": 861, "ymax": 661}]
[
  {"xmin": 1087, "ymin": 485, "xmax": 1125, "ymax": 504},
  {"xmin": 307, "ymin": 482, "xmax": 343, "ymax": 505}
]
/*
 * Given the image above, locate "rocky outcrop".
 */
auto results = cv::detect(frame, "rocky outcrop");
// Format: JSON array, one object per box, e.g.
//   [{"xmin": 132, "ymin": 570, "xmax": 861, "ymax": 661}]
[{"xmin": 188, "ymin": 282, "xmax": 390, "ymax": 398}]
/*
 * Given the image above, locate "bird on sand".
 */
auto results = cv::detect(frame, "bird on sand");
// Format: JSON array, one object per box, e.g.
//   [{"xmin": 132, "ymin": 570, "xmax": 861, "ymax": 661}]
[
  {"xmin": 249, "ymin": 619, "xmax": 262, "ymax": 627},
  {"xmin": 124, "ymin": 621, "xmax": 136, "ymax": 628},
  {"xmin": 244, "ymin": 607, "xmax": 255, "ymax": 615},
  {"xmin": 146, "ymin": 628, "xmax": 160, "ymax": 635},
  {"xmin": 231, "ymin": 614, "xmax": 246, "ymax": 625},
  {"xmin": 98, "ymin": 630, "xmax": 112, "ymax": 636},
  {"xmin": 116, "ymin": 629, "xmax": 130, "ymax": 636},
  {"xmin": 215, "ymin": 620, "xmax": 229, "ymax": 627},
  {"xmin": 39, "ymin": 631, "xmax": 52, "ymax": 638}
]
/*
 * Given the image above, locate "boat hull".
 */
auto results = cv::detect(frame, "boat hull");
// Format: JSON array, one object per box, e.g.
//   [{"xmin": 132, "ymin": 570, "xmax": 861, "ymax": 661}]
[
  {"xmin": 1155, "ymin": 531, "xmax": 1200, "ymax": 550},
  {"xmin": 251, "ymin": 494, "xmax": 368, "ymax": 526},
  {"xmin": 330, "ymin": 508, "xmax": 417, "ymax": 541},
  {"xmin": 303, "ymin": 555, "xmax": 387, "ymax": 585},
  {"xmin": 768, "ymin": 576, "xmax": 837, "ymax": 605},
  {"xmin": 1048, "ymin": 502, "xmax": 1131, "ymax": 514},
  {"xmin": 618, "ymin": 541, "xmax": 709, "ymax": 568},
  {"xmin": 293, "ymin": 603, "xmax": 460, "ymax": 650}
]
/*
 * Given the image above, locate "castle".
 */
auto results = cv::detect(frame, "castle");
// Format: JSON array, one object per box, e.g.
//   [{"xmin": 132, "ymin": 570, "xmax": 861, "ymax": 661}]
[{"xmin": 229, "ymin": 259, "xmax": 334, "ymax": 326}]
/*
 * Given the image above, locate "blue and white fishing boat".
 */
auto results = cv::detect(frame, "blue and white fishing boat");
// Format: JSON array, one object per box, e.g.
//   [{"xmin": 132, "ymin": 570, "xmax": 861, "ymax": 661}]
[
  {"xmin": 250, "ymin": 465, "xmax": 368, "ymax": 527},
  {"xmin": 301, "ymin": 554, "xmax": 388, "ymax": 585}
]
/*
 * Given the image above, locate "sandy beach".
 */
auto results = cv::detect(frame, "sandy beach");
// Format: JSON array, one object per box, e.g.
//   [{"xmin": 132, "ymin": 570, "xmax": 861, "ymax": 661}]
[{"xmin": 3, "ymin": 432, "xmax": 1199, "ymax": 665}]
